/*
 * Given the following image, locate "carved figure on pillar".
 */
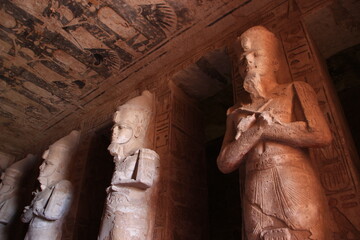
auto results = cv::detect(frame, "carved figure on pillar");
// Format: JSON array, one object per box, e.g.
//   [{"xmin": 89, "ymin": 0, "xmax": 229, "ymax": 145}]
[
  {"xmin": 0, "ymin": 154, "xmax": 36, "ymax": 239},
  {"xmin": 217, "ymin": 26, "xmax": 333, "ymax": 240},
  {"xmin": 98, "ymin": 91, "xmax": 159, "ymax": 240},
  {"xmin": 0, "ymin": 152, "xmax": 15, "ymax": 180},
  {"xmin": 21, "ymin": 130, "xmax": 80, "ymax": 240}
]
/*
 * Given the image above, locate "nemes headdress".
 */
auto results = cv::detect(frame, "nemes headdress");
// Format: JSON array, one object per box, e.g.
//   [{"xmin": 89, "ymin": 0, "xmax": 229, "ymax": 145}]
[
  {"xmin": 116, "ymin": 91, "xmax": 153, "ymax": 115},
  {"xmin": 44, "ymin": 130, "xmax": 81, "ymax": 171},
  {"xmin": 3, "ymin": 154, "xmax": 36, "ymax": 183},
  {"xmin": 114, "ymin": 91, "xmax": 154, "ymax": 129},
  {"xmin": 237, "ymin": 25, "xmax": 281, "ymax": 61}
]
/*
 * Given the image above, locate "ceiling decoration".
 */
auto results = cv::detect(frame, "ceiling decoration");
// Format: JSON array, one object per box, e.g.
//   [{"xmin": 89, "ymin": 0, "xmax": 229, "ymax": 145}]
[
  {"xmin": 1, "ymin": 0, "xmax": 359, "ymax": 155},
  {"xmin": 0, "ymin": 0, "xmax": 254, "ymax": 154}
]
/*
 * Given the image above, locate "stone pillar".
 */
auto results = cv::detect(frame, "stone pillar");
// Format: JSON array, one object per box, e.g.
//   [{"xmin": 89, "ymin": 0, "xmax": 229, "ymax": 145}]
[
  {"xmin": 0, "ymin": 154, "xmax": 36, "ymax": 240},
  {"xmin": 230, "ymin": 18, "xmax": 360, "ymax": 239},
  {"xmin": 280, "ymin": 21, "xmax": 360, "ymax": 238},
  {"xmin": 21, "ymin": 130, "xmax": 80, "ymax": 240},
  {"xmin": 98, "ymin": 91, "xmax": 160, "ymax": 240},
  {"xmin": 152, "ymin": 81, "xmax": 207, "ymax": 240}
]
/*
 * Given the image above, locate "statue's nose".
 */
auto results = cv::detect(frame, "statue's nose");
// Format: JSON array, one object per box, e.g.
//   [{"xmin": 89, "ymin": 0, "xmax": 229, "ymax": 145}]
[{"xmin": 245, "ymin": 54, "xmax": 254, "ymax": 65}]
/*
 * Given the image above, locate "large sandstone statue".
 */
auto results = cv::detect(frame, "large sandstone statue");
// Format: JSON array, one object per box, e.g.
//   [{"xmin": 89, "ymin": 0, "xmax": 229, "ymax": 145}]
[
  {"xmin": 0, "ymin": 154, "xmax": 36, "ymax": 239},
  {"xmin": 98, "ymin": 91, "xmax": 159, "ymax": 240},
  {"xmin": 21, "ymin": 130, "xmax": 80, "ymax": 240},
  {"xmin": 217, "ymin": 26, "xmax": 333, "ymax": 240},
  {"xmin": 0, "ymin": 152, "xmax": 15, "ymax": 178}
]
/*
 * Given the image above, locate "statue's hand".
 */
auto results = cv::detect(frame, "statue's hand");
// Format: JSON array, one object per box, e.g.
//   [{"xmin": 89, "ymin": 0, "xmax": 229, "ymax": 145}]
[
  {"xmin": 261, "ymin": 228, "xmax": 291, "ymax": 240},
  {"xmin": 235, "ymin": 114, "xmax": 256, "ymax": 140},
  {"xmin": 32, "ymin": 194, "xmax": 47, "ymax": 216},
  {"xmin": 21, "ymin": 206, "xmax": 33, "ymax": 223},
  {"xmin": 258, "ymin": 111, "xmax": 274, "ymax": 128}
]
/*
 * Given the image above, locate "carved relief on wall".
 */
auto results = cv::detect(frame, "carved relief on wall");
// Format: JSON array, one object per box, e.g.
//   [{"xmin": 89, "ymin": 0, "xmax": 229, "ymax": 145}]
[
  {"xmin": 0, "ymin": 0, "xmax": 191, "ymax": 153},
  {"xmin": 151, "ymin": 82, "xmax": 207, "ymax": 240},
  {"xmin": 279, "ymin": 22, "xmax": 360, "ymax": 235}
]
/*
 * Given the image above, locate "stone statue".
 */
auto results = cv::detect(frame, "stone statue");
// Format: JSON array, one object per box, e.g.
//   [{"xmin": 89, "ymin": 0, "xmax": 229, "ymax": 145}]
[
  {"xmin": 98, "ymin": 91, "xmax": 159, "ymax": 240},
  {"xmin": 21, "ymin": 130, "xmax": 80, "ymax": 240},
  {"xmin": 0, "ymin": 154, "xmax": 36, "ymax": 239},
  {"xmin": 0, "ymin": 152, "xmax": 16, "ymax": 180},
  {"xmin": 217, "ymin": 26, "xmax": 333, "ymax": 240}
]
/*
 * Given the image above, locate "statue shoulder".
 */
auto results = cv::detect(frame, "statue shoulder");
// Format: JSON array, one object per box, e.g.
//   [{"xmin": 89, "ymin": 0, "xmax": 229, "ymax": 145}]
[
  {"xmin": 41, "ymin": 180, "xmax": 73, "ymax": 220},
  {"xmin": 53, "ymin": 180, "xmax": 73, "ymax": 194}
]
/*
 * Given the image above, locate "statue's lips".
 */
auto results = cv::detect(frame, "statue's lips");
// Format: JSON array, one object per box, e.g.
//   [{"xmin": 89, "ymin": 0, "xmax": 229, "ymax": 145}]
[{"xmin": 38, "ymin": 176, "xmax": 46, "ymax": 185}]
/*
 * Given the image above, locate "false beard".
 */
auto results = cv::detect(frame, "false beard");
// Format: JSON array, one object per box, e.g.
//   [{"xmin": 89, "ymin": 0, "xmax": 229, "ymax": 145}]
[{"xmin": 243, "ymin": 72, "xmax": 266, "ymax": 99}]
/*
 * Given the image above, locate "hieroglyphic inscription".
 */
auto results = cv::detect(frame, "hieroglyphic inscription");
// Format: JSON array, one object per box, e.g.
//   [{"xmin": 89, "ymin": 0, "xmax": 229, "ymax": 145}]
[
  {"xmin": 151, "ymin": 82, "xmax": 207, "ymax": 240},
  {"xmin": 171, "ymin": 94, "xmax": 203, "ymax": 143},
  {"xmin": 279, "ymin": 21, "xmax": 360, "ymax": 233},
  {"xmin": 152, "ymin": 89, "xmax": 171, "ymax": 240},
  {"xmin": 155, "ymin": 91, "xmax": 171, "ymax": 152}
]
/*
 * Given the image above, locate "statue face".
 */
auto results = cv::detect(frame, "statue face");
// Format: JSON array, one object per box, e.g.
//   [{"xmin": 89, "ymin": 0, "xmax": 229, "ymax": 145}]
[
  {"xmin": 238, "ymin": 36, "xmax": 275, "ymax": 80},
  {"xmin": 112, "ymin": 109, "xmax": 137, "ymax": 145},
  {"xmin": 112, "ymin": 124, "xmax": 133, "ymax": 144},
  {"xmin": 38, "ymin": 150, "xmax": 57, "ymax": 189},
  {"xmin": 109, "ymin": 108, "xmax": 144, "ymax": 160}
]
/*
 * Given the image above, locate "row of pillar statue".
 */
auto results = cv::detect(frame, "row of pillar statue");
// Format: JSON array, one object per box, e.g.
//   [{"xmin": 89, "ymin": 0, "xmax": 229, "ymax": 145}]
[
  {"xmin": 0, "ymin": 90, "xmax": 159, "ymax": 240},
  {"xmin": 1, "ymin": 26, "xmax": 336, "ymax": 239}
]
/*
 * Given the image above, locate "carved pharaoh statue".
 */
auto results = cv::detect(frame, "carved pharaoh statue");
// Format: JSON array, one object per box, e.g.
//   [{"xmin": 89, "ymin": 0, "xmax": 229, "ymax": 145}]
[
  {"xmin": 21, "ymin": 130, "xmax": 80, "ymax": 240},
  {"xmin": 0, "ymin": 152, "xmax": 15, "ymax": 179},
  {"xmin": 0, "ymin": 154, "xmax": 36, "ymax": 240},
  {"xmin": 217, "ymin": 26, "xmax": 333, "ymax": 240},
  {"xmin": 98, "ymin": 91, "xmax": 159, "ymax": 240}
]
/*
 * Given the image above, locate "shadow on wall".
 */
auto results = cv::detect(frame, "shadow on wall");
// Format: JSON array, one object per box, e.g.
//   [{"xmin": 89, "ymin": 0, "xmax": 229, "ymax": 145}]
[
  {"xmin": 327, "ymin": 44, "xmax": 360, "ymax": 161},
  {"xmin": 206, "ymin": 137, "xmax": 242, "ymax": 240},
  {"xmin": 74, "ymin": 125, "xmax": 114, "ymax": 240}
]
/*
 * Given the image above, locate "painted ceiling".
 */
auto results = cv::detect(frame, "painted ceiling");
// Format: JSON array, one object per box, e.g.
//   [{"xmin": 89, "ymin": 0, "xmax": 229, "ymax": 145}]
[{"xmin": 0, "ymin": 0, "xmax": 359, "ymax": 155}]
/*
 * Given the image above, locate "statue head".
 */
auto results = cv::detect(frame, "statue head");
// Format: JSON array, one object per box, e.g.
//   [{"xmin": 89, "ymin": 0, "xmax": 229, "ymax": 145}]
[
  {"xmin": 0, "ymin": 154, "xmax": 36, "ymax": 202},
  {"xmin": 38, "ymin": 130, "xmax": 80, "ymax": 190},
  {"xmin": 108, "ymin": 91, "xmax": 154, "ymax": 161},
  {"xmin": 0, "ymin": 152, "xmax": 16, "ymax": 177},
  {"xmin": 235, "ymin": 26, "xmax": 281, "ymax": 98}
]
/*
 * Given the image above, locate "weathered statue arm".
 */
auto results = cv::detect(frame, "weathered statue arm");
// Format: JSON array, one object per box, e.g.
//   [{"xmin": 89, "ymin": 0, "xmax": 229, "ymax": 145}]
[
  {"xmin": 21, "ymin": 190, "xmax": 41, "ymax": 223},
  {"xmin": 33, "ymin": 180, "xmax": 73, "ymax": 221},
  {"xmin": 21, "ymin": 205, "xmax": 34, "ymax": 223},
  {"xmin": 217, "ymin": 114, "xmax": 262, "ymax": 174},
  {"xmin": 262, "ymin": 82, "xmax": 332, "ymax": 147}
]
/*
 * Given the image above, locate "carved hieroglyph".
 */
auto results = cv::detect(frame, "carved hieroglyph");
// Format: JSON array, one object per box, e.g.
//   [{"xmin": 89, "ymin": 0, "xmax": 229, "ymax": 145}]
[
  {"xmin": 0, "ymin": 154, "xmax": 36, "ymax": 240},
  {"xmin": 217, "ymin": 26, "xmax": 333, "ymax": 240},
  {"xmin": 98, "ymin": 91, "xmax": 159, "ymax": 240},
  {"xmin": 21, "ymin": 130, "xmax": 80, "ymax": 240}
]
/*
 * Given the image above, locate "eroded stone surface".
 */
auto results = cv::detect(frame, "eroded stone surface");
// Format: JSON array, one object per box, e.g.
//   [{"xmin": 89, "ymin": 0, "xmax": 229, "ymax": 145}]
[
  {"xmin": 0, "ymin": 154, "xmax": 36, "ymax": 240},
  {"xmin": 98, "ymin": 91, "xmax": 159, "ymax": 240},
  {"xmin": 217, "ymin": 26, "xmax": 333, "ymax": 240},
  {"xmin": 0, "ymin": 152, "xmax": 15, "ymax": 176},
  {"xmin": 21, "ymin": 130, "xmax": 80, "ymax": 240}
]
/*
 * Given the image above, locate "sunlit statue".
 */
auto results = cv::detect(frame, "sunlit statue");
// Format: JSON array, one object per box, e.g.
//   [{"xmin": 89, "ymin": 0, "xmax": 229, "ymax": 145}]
[
  {"xmin": 217, "ymin": 26, "xmax": 333, "ymax": 240},
  {"xmin": 22, "ymin": 130, "xmax": 80, "ymax": 240},
  {"xmin": 98, "ymin": 91, "xmax": 159, "ymax": 240},
  {"xmin": 0, "ymin": 154, "xmax": 36, "ymax": 239}
]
